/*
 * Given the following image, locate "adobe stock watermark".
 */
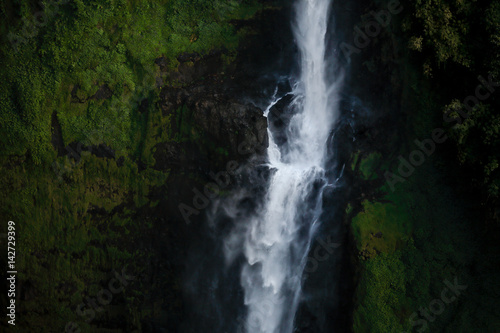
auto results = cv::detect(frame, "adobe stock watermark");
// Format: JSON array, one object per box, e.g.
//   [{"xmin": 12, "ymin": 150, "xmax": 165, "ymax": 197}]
[
  {"xmin": 178, "ymin": 140, "xmax": 258, "ymax": 224},
  {"xmin": 385, "ymin": 74, "xmax": 500, "ymax": 191},
  {"xmin": 340, "ymin": 0, "xmax": 403, "ymax": 61},
  {"xmin": 402, "ymin": 276, "xmax": 467, "ymax": 332},
  {"xmin": 7, "ymin": 0, "xmax": 71, "ymax": 52},
  {"xmin": 64, "ymin": 267, "xmax": 135, "ymax": 333}
]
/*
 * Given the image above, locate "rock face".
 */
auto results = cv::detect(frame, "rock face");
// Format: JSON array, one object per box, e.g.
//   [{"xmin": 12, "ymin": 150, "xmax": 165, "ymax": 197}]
[
  {"xmin": 188, "ymin": 97, "xmax": 268, "ymax": 158},
  {"xmin": 154, "ymin": 80, "xmax": 269, "ymax": 174}
]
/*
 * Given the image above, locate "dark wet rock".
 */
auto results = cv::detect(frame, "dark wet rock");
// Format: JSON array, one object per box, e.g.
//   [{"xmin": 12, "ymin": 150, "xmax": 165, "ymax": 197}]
[
  {"xmin": 169, "ymin": 50, "xmax": 225, "ymax": 84},
  {"xmin": 70, "ymin": 84, "xmax": 86, "ymax": 103},
  {"xmin": 116, "ymin": 156, "xmax": 125, "ymax": 167},
  {"xmin": 154, "ymin": 56, "xmax": 169, "ymax": 72},
  {"xmin": 88, "ymin": 143, "xmax": 115, "ymax": 159},
  {"xmin": 138, "ymin": 98, "xmax": 149, "ymax": 113},
  {"xmin": 64, "ymin": 142, "xmax": 115, "ymax": 162},
  {"xmin": 137, "ymin": 159, "xmax": 147, "ymax": 172},
  {"xmin": 51, "ymin": 111, "xmax": 65, "ymax": 156},
  {"xmin": 155, "ymin": 84, "xmax": 268, "ymax": 172},
  {"xmin": 188, "ymin": 97, "xmax": 268, "ymax": 157},
  {"xmin": 177, "ymin": 52, "xmax": 201, "ymax": 63},
  {"xmin": 267, "ymin": 93, "xmax": 296, "ymax": 147},
  {"xmin": 92, "ymin": 84, "xmax": 113, "ymax": 100},
  {"xmin": 87, "ymin": 204, "xmax": 108, "ymax": 217},
  {"xmin": 155, "ymin": 76, "xmax": 163, "ymax": 88}
]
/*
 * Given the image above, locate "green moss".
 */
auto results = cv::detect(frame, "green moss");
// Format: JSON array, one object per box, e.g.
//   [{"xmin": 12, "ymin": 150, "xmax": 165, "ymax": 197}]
[
  {"xmin": 351, "ymin": 198, "xmax": 412, "ymax": 258},
  {"xmin": 359, "ymin": 152, "xmax": 382, "ymax": 180},
  {"xmin": 0, "ymin": 0, "xmax": 261, "ymax": 163},
  {"xmin": 353, "ymin": 251, "xmax": 408, "ymax": 333},
  {"xmin": 0, "ymin": 150, "xmax": 166, "ymax": 331}
]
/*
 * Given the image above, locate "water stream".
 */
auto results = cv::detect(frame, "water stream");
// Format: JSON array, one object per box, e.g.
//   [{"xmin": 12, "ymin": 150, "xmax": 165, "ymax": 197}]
[{"xmin": 225, "ymin": 1, "xmax": 342, "ymax": 332}]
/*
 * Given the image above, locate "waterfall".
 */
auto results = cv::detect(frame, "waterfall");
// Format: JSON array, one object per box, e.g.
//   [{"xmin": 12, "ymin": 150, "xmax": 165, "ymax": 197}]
[{"xmin": 225, "ymin": 0, "xmax": 340, "ymax": 332}]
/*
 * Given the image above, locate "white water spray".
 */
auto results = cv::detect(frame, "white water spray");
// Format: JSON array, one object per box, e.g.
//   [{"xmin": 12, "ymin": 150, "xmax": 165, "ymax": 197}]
[{"xmin": 227, "ymin": 0, "xmax": 340, "ymax": 332}]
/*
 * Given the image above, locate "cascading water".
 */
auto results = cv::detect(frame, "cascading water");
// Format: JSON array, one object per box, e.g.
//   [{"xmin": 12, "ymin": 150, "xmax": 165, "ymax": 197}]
[{"xmin": 225, "ymin": 0, "xmax": 341, "ymax": 332}]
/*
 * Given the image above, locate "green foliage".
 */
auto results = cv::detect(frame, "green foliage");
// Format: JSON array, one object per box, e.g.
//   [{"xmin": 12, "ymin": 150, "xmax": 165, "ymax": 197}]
[
  {"xmin": 351, "ymin": 158, "xmax": 494, "ymax": 332},
  {"xmin": 359, "ymin": 152, "xmax": 382, "ymax": 180},
  {"xmin": 0, "ymin": 49, "xmax": 55, "ymax": 163},
  {"xmin": 352, "ymin": 58, "xmax": 500, "ymax": 332},
  {"xmin": 444, "ymin": 101, "xmax": 500, "ymax": 197},
  {"xmin": 404, "ymin": 0, "xmax": 474, "ymax": 72},
  {"xmin": 401, "ymin": 0, "xmax": 500, "ymax": 219},
  {"xmin": 0, "ymin": 0, "xmax": 262, "ymax": 331}
]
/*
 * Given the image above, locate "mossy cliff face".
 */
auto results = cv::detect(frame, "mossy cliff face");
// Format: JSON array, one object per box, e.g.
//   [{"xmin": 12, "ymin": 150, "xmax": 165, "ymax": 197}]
[{"xmin": 0, "ymin": 1, "xmax": 283, "ymax": 332}]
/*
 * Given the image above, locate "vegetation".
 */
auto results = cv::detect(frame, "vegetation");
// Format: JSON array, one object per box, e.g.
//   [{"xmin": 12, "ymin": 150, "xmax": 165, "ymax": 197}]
[
  {"xmin": 350, "ymin": 0, "xmax": 500, "ymax": 331},
  {"xmin": 0, "ymin": 0, "xmax": 262, "ymax": 331},
  {"xmin": 404, "ymin": 0, "xmax": 500, "ymax": 219},
  {"xmin": 351, "ymin": 154, "xmax": 498, "ymax": 332},
  {"xmin": 0, "ymin": 0, "xmax": 260, "ymax": 163},
  {"xmin": 1, "ymin": 0, "xmax": 498, "ymax": 332}
]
